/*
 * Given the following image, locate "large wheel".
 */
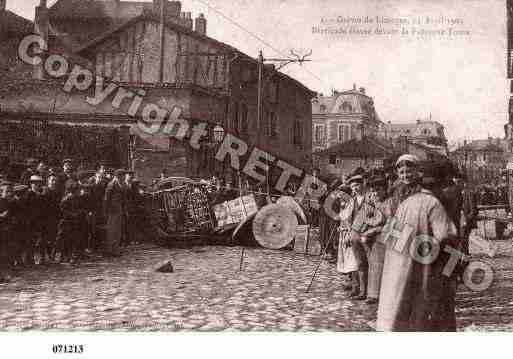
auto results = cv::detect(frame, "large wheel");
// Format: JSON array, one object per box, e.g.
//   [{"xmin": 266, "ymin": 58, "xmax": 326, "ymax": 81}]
[{"xmin": 252, "ymin": 204, "xmax": 298, "ymax": 249}]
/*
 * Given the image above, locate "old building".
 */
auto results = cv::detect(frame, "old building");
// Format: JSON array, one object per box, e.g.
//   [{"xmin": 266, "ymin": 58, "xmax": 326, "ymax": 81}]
[
  {"xmin": 0, "ymin": 0, "xmax": 315, "ymax": 183},
  {"xmin": 378, "ymin": 118, "xmax": 448, "ymax": 155},
  {"xmin": 314, "ymin": 135, "xmax": 446, "ymax": 179},
  {"xmin": 311, "ymin": 85, "xmax": 382, "ymax": 153},
  {"xmin": 451, "ymin": 137, "xmax": 506, "ymax": 183},
  {"xmin": 0, "ymin": 1, "xmax": 33, "ymax": 72}
]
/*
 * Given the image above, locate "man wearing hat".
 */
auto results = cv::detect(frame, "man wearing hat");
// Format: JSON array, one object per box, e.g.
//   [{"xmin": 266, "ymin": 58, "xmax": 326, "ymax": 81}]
[
  {"xmin": 88, "ymin": 165, "xmax": 109, "ymax": 252},
  {"xmin": 58, "ymin": 159, "xmax": 77, "ymax": 194},
  {"xmin": 20, "ymin": 158, "xmax": 38, "ymax": 185},
  {"xmin": 338, "ymin": 173, "xmax": 370, "ymax": 299},
  {"xmin": 103, "ymin": 169, "xmax": 126, "ymax": 257},
  {"xmin": 376, "ymin": 154, "xmax": 458, "ymax": 331},
  {"xmin": 0, "ymin": 181, "xmax": 19, "ymax": 282},
  {"xmin": 24, "ymin": 175, "xmax": 46, "ymax": 265},
  {"xmin": 56, "ymin": 180, "xmax": 82, "ymax": 263},
  {"xmin": 122, "ymin": 170, "xmax": 136, "ymax": 246}
]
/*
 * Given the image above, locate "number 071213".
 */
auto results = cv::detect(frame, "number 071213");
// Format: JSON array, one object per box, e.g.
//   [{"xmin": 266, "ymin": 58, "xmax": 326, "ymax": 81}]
[{"xmin": 52, "ymin": 345, "xmax": 84, "ymax": 354}]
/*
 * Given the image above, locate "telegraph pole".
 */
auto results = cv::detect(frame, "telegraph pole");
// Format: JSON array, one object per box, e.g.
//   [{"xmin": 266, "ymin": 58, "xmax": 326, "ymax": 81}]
[{"xmin": 255, "ymin": 49, "xmax": 312, "ymax": 196}]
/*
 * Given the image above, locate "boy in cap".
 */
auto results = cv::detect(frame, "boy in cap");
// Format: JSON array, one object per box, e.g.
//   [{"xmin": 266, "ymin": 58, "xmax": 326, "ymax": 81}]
[
  {"xmin": 56, "ymin": 180, "xmax": 83, "ymax": 263},
  {"xmin": 26, "ymin": 175, "xmax": 46, "ymax": 265},
  {"xmin": 42, "ymin": 174, "xmax": 62, "ymax": 261},
  {"xmin": 103, "ymin": 169, "xmax": 126, "ymax": 257},
  {"xmin": 0, "ymin": 181, "xmax": 19, "ymax": 282},
  {"xmin": 20, "ymin": 158, "xmax": 38, "ymax": 185}
]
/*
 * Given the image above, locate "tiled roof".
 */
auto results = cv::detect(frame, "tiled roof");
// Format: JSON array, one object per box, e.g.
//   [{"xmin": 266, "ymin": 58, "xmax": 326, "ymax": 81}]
[
  {"xmin": 0, "ymin": 10, "xmax": 33, "ymax": 38},
  {"xmin": 312, "ymin": 88, "xmax": 381, "ymax": 123},
  {"xmin": 49, "ymin": 0, "xmax": 152, "ymax": 20},
  {"xmin": 75, "ymin": 11, "xmax": 315, "ymax": 96}
]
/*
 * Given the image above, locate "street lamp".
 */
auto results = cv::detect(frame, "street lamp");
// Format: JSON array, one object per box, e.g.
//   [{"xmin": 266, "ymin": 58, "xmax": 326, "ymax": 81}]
[{"xmin": 213, "ymin": 124, "xmax": 225, "ymax": 144}]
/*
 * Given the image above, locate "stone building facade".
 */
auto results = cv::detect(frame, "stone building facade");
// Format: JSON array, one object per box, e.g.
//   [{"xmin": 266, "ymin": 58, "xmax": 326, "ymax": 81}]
[
  {"xmin": 378, "ymin": 119, "xmax": 448, "ymax": 155},
  {"xmin": 311, "ymin": 85, "xmax": 382, "ymax": 153},
  {"xmin": 0, "ymin": 0, "xmax": 315, "ymax": 184}
]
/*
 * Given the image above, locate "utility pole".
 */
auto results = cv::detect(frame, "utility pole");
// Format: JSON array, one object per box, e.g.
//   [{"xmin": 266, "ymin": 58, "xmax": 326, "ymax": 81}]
[
  {"xmin": 255, "ymin": 49, "xmax": 312, "ymax": 196},
  {"xmin": 158, "ymin": 0, "xmax": 165, "ymax": 84}
]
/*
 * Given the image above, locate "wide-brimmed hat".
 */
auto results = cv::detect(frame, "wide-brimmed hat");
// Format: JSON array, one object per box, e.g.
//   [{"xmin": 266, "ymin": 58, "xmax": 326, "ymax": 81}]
[
  {"xmin": 14, "ymin": 184, "xmax": 29, "ymax": 193},
  {"xmin": 62, "ymin": 158, "xmax": 73, "ymax": 165},
  {"xmin": 347, "ymin": 174, "xmax": 364, "ymax": 185},
  {"xmin": 29, "ymin": 175, "xmax": 43, "ymax": 183},
  {"xmin": 114, "ymin": 169, "xmax": 126, "ymax": 177}
]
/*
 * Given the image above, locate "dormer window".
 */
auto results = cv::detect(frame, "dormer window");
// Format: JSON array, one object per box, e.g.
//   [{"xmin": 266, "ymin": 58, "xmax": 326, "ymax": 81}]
[
  {"xmin": 320, "ymin": 104, "xmax": 326, "ymax": 112},
  {"xmin": 340, "ymin": 102, "xmax": 353, "ymax": 113}
]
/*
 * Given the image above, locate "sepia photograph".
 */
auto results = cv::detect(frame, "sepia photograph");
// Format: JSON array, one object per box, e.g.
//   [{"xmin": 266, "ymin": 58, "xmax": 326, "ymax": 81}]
[{"xmin": 0, "ymin": 0, "xmax": 512, "ymax": 355}]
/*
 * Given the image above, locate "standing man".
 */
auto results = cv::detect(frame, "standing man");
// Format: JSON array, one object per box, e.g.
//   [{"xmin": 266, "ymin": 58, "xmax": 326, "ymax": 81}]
[
  {"xmin": 20, "ymin": 158, "xmax": 38, "ymax": 185},
  {"xmin": 26, "ymin": 175, "xmax": 46, "ymax": 265},
  {"xmin": 123, "ymin": 170, "xmax": 135, "ymax": 246},
  {"xmin": 58, "ymin": 159, "xmax": 77, "ymax": 196},
  {"xmin": 88, "ymin": 166, "xmax": 109, "ymax": 252},
  {"xmin": 376, "ymin": 155, "xmax": 458, "ymax": 331},
  {"xmin": 103, "ymin": 169, "xmax": 126, "ymax": 257}
]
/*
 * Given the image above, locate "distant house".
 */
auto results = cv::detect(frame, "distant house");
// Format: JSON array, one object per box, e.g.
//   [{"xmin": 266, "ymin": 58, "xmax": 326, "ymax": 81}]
[
  {"xmin": 311, "ymin": 84, "xmax": 383, "ymax": 153},
  {"xmin": 451, "ymin": 137, "xmax": 506, "ymax": 182},
  {"xmin": 378, "ymin": 119, "xmax": 448, "ymax": 156},
  {"xmin": 314, "ymin": 135, "xmax": 447, "ymax": 178}
]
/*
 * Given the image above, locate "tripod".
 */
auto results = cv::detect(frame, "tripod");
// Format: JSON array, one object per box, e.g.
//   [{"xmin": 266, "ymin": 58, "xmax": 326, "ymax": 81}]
[{"xmin": 305, "ymin": 223, "xmax": 340, "ymax": 292}]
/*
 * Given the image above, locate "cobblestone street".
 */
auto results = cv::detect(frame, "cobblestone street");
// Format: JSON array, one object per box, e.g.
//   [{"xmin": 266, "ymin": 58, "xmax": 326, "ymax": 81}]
[{"xmin": 0, "ymin": 239, "xmax": 512, "ymax": 331}]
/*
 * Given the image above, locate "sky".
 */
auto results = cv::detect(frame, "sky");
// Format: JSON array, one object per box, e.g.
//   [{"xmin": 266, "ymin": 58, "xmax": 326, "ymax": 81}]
[{"xmin": 7, "ymin": 0, "xmax": 509, "ymax": 146}]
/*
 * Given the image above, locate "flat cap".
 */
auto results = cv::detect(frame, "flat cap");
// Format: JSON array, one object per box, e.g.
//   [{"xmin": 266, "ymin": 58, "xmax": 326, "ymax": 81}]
[
  {"xmin": 347, "ymin": 174, "xmax": 364, "ymax": 185},
  {"xmin": 29, "ymin": 175, "xmax": 43, "ymax": 182}
]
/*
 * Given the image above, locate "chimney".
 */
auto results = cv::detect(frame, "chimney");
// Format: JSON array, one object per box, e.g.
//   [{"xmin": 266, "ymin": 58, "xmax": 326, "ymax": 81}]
[
  {"xmin": 0, "ymin": 0, "xmax": 6, "ymax": 12},
  {"xmin": 167, "ymin": 1, "xmax": 181, "ymax": 19},
  {"xmin": 185, "ymin": 12, "xmax": 193, "ymax": 30},
  {"xmin": 463, "ymin": 139, "xmax": 467, "ymax": 146},
  {"xmin": 195, "ymin": 13, "xmax": 206, "ymax": 35},
  {"xmin": 153, "ymin": 0, "xmax": 164, "ymax": 16},
  {"xmin": 353, "ymin": 83, "xmax": 356, "ymax": 90},
  {"xmin": 33, "ymin": 0, "xmax": 49, "ymax": 80},
  {"xmin": 359, "ymin": 87, "xmax": 365, "ymax": 94}
]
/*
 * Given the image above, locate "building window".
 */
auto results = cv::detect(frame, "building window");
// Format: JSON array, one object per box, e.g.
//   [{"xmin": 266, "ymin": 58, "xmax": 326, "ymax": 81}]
[
  {"xmin": 269, "ymin": 81, "xmax": 279, "ymax": 103},
  {"xmin": 329, "ymin": 154, "xmax": 336, "ymax": 164},
  {"xmin": 340, "ymin": 102, "xmax": 353, "ymax": 113},
  {"xmin": 240, "ymin": 103, "xmax": 248, "ymax": 134},
  {"xmin": 233, "ymin": 102, "xmax": 239, "ymax": 131},
  {"xmin": 338, "ymin": 124, "xmax": 351, "ymax": 142},
  {"xmin": 320, "ymin": 104, "xmax": 326, "ymax": 112},
  {"xmin": 423, "ymin": 129, "xmax": 431, "ymax": 135},
  {"xmin": 335, "ymin": 158, "xmax": 342, "ymax": 166},
  {"xmin": 293, "ymin": 119, "xmax": 302, "ymax": 146},
  {"xmin": 269, "ymin": 111, "xmax": 278, "ymax": 138},
  {"xmin": 314, "ymin": 124, "xmax": 325, "ymax": 143}
]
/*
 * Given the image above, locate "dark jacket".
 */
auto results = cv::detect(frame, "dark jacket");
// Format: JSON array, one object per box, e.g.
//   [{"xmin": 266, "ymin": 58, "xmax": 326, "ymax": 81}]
[{"xmin": 104, "ymin": 179, "xmax": 125, "ymax": 216}]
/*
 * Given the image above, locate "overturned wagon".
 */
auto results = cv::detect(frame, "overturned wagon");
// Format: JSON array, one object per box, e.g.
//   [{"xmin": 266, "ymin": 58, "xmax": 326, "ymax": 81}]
[{"xmin": 149, "ymin": 183, "xmax": 308, "ymax": 248}]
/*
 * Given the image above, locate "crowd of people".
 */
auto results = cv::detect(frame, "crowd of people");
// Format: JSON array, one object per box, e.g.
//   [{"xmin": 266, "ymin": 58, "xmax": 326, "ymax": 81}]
[
  {"xmin": 316, "ymin": 154, "xmax": 487, "ymax": 331},
  {"xmin": 0, "ymin": 158, "xmax": 150, "ymax": 283}
]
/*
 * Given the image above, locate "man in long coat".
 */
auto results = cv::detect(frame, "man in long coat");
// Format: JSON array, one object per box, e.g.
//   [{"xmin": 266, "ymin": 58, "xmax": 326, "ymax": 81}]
[
  {"xmin": 376, "ymin": 155, "xmax": 458, "ymax": 331},
  {"xmin": 103, "ymin": 169, "xmax": 126, "ymax": 257}
]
